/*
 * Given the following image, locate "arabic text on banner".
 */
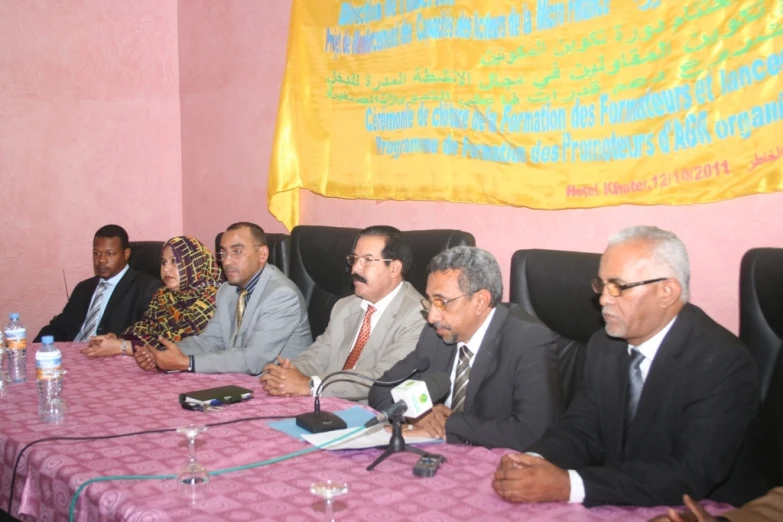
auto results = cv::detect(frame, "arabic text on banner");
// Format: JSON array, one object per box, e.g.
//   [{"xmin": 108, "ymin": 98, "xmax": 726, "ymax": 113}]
[{"xmin": 269, "ymin": 0, "xmax": 783, "ymax": 230}]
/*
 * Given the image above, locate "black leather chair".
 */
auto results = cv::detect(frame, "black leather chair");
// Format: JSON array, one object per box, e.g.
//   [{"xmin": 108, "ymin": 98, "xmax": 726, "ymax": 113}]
[
  {"xmin": 402, "ymin": 229, "xmax": 476, "ymax": 297},
  {"xmin": 509, "ymin": 249, "xmax": 603, "ymax": 409},
  {"xmin": 289, "ymin": 226, "xmax": 476, "ymax": 339},
  {"xmin": 739, "ymin": 247, "xmax": 783, "ymax": 486},
  {"xmin": 215, "ymin": 232, "xmax": 291, "ymax": 278},
  {"xmin": 128, "ymin": 241, "xmax": 164, "ymax": 281}
]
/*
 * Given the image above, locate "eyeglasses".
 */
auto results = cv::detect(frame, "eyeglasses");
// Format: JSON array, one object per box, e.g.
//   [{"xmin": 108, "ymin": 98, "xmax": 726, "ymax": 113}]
[
  {"xmin": 421, "ymin": 294, "xmax": 469, "ymax": 312},
  {"xmin": 346, "ymin": 255, "xmax": 393, "ymax": 267},
  {"xmin": 591, "ymin": 277, "xmax": 668, "ymax": 297},
  {"xmin": 217, "ymin": 245, "xmax": 262, "ymax": 262}
]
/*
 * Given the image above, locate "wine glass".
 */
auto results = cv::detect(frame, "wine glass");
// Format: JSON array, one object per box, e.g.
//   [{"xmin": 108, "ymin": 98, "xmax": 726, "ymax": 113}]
[
  {"xmin": 176, "ymin": 424, "xmax": 209, "ymax": 503},
  {"xmin": 310, "ymin": 480, "xmax": 348, "ymax": 522}
]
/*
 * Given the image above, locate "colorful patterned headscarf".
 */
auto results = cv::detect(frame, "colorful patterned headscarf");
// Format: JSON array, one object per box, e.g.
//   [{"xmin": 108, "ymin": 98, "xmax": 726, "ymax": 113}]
[{"xmin": 122, "ymin": 236, "xmax": 221, "ymax": 348}]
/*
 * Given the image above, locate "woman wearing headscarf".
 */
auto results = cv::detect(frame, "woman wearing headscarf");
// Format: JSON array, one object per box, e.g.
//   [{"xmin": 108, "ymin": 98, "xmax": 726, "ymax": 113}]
[{"xmin": 82, "ymin": 236, "xmax": 222, "ymax": 357}]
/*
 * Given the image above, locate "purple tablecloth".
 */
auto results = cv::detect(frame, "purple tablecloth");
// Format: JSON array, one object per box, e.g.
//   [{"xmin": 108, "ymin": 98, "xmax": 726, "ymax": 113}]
[{"xmin": 0, "ymin": 343, "xmax": 733, "ymax": 521}]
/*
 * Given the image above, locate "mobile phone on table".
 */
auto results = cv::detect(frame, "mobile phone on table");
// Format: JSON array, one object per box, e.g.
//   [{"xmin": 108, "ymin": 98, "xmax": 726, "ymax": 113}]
[{"xmin": 413, "ymin": 454, "xmax": 446, "ymax": 477}]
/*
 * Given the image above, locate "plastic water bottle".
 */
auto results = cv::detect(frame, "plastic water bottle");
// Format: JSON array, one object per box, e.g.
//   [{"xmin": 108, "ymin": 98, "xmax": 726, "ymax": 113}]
[
  {"xmin": 5, "ymin": 313, "xmax": 27, "ymax": 383},
  {"xmin": 0, "ymin": 330, "xmax": 9, "ymax": 398},
  {"xmin": 36, "ymin": 336, "xmax": 63, "ymax": 421}
]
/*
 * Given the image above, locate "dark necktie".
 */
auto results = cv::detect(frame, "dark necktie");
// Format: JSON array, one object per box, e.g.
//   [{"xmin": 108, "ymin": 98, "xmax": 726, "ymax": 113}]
[
  {"xmin": 625, "ymin": 348, "xmax": 646, "ymax": 430},
  {"xmin": 232, "ymin": 289, "xmax": 249, "ymax": 346},
  {"xmin": 75, "ymin": 281, "xmax": 110, "ymax": 342},
  {"xmin": 342, "ymin": 305, "xmax": 376, "ymax": 370},
  {"xmin": 451, "ymin": 344, "xmax": 473, "ymax": 413}
]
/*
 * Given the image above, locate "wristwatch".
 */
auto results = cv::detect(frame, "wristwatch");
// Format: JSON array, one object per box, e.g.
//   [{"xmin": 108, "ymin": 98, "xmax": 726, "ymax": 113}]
[
  {"xmin": 120, "ymin": 340, "xmax": 129, "ymax": 356},
  {"xmin": 308, "ymin": 377, "xmax": 316, "ymax": 395}
]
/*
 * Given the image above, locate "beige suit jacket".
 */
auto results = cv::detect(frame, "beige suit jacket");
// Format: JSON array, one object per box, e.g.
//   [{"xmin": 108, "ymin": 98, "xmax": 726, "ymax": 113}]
[
  {"xmin": 724, "ymin": 487, "xmax": 783, "ymax": 522},
  {"xmin": 292, "ymin": 281, "xmax": 426, "ymax": 401}
]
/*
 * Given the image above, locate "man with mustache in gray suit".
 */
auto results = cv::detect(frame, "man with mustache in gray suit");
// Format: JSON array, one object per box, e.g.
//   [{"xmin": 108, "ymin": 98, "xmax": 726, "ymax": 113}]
[{"xmin": 260, "ymin": 225, "xmax": 426, "ymax": 401}]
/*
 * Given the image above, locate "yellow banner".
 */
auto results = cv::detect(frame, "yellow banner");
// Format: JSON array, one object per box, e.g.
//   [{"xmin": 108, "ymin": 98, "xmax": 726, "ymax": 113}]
[{"xmin": 270, "ymin": 0, "xmax": 783, "ymax": 230}]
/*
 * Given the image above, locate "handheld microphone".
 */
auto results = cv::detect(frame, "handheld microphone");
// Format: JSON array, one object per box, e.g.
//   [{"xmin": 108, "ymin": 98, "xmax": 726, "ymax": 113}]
[
  {"xmin": 295, "ymin": 357, "xmax": 431, "ymax": 434},
  {"xmin": 363, "ymin": 373, "xmax": 451, "ymax": 428}
]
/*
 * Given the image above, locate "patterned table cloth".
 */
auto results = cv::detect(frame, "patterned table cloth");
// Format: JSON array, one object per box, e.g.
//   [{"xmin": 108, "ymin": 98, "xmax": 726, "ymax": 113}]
[{"xmin": 0, "ymin": 343, "xmax": 731, "ymax": 521}]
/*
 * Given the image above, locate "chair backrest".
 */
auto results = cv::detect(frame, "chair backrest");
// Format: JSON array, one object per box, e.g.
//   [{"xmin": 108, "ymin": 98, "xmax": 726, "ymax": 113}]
[
  {"xmin": 509, "ymin": 249, "xmax": 603, "ymax": 409},
  {"xmin": 739, "ymin": 247, "xmax": 783, "ymax": 401},
  {"xmin": 290, "ymin": 226, "xmax": 359, "ymax": 338},
  {"xmin": 739, "ymin": 247, "xmax": 783, "ymax": 486},
  {"xmin": 289, "ymin": 226, "xmax": 477, "ymax": 338},
  {"xmin": 215, "ymin": 232, "xmax": 291, "ymax": 278},
  {"xmin": 127, "ymin": 241, "xmax": 164, "ymax": 281},
  {"xmin": 401, "ymin": 229, "xmax": 476, "ymax": 296}
]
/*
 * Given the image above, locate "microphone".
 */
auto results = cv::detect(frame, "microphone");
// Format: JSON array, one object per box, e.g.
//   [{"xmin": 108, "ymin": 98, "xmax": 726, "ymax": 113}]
[
  {"xmin": 364, "ymin": 373, "xmax": 451, "ymax": 428},
  {"xmin": 295, "ymin": 357, "xmax": 431, "ymax": 434}
]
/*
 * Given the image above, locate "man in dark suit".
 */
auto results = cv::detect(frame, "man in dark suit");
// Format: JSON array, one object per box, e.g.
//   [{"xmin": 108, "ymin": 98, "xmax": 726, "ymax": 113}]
[
  {"xmin": 493, "ymin": 226, "xmax": 765, "ymax": 508},
  {"xmin": 368, "ymin": 246, "xmax": 561, "ymax": 451},
  {"xmin": 35, "ymin": 225, "xmax": 160, "ymax": 343}
]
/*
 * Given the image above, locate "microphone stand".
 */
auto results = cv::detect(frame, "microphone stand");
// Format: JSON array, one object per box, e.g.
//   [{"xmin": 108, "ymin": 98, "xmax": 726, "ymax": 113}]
[{"xmin": 366, "ymin": 412, "xmax": 430, "ymax": 471}]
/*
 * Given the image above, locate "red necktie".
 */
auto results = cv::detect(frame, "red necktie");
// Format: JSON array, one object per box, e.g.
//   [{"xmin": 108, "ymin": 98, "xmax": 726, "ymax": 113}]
[{"xmin": 342, "ymin": 305, "xmax": 376, "ymax": 370}]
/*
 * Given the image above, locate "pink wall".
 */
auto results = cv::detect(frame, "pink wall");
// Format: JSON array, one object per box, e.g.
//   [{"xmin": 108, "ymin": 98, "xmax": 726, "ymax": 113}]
[
  {"xmin": 2, "ymin": 1, "xmax": 778, "ymax": 336},
  {"xmin": 179, "ymin": 0, "xmax": 783, "ymax": 333},
  {"xmin": 178, "ymin": 0, "xmax": 292, "ymax": 247},
  {"xmin": 0, "ymin": 1, "xmax": 183, "ymax": 336}
]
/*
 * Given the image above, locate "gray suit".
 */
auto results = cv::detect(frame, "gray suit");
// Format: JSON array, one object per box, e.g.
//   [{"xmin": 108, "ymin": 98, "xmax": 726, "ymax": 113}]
[
  {"xmin": 180, "ymin": 264, "xmax": 312, "ymax": 375},
  {"xmin": 292, "ymin": 281, "xmax": 426, "ymax": 400}
]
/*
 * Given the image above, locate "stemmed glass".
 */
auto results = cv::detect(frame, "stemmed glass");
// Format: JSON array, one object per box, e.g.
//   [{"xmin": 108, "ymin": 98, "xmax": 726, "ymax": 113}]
[
  {"xmin": 310, "ymin": 480, "xmax": 348, "ymax": 522},
  {"xmin": 176, "ymin": 424, "xmax": 209, "ymax": 503}
]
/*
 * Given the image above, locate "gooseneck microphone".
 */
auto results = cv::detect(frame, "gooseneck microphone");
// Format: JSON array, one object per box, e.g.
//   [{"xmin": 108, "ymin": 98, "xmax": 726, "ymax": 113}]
[
  {"xmin": 363, "ymin": 373, "xmax": 451, "ymax": 428},
  {"xmin": 295, "ymin": 357, "xmax": 431, "ymax": 434}
]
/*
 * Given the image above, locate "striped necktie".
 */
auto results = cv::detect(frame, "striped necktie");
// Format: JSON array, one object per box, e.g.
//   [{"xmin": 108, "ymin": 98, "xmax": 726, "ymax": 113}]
[
  {"xmin": 451, "ymin": 344, "xmax": 473, "ymax": 413},
  {"xmin": 232, "ymin": 289, "xmax": 249, "ymax": 346},
  {"xmin": 625, "ymin": 348, "xmax": 646, "ymax": 429},
  {"xmin": 342, "ymin": 305, "xmax": 376, "ymax": 370},
  {"xmin": 75, "ymin": 281, "xmax": 110, "ymax": 342}
]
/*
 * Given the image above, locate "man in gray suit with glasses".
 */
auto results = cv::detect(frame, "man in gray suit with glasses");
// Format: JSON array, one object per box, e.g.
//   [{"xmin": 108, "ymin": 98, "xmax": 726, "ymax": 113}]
[{"xmin": 134, "ymin": 222, "xmax": 312, "ymax": 375}]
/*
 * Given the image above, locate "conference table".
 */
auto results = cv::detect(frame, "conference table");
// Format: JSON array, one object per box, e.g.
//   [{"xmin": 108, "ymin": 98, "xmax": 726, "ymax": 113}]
[{"xmin": 0, "ymin": 343, "xmax": 733, "ymax": 522}]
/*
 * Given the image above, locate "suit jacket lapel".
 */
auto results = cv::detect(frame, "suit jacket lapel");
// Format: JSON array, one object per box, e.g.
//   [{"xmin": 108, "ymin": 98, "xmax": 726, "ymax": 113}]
[
  {"xmin": 101, "ymin": 269, "xmax": 134, "ymax": 324},
  {"xmin": 361, "ymin": 282, "xmax": 411, "ymax": 354},
  {"xmin": 464, "ymin": 305, "xmax": 508, "ymax": 412},
  {"xmin": 237, "ymin": 267, "xmax": 273, "ymax": 341},
  {"xmin": 605, "ymin": 340, "xmax": 630, "ymax": 460},
  {"xmin": 338, "ymin": 299, "xmax": 365, "ymax": 363},
  {"xmin": 626, "ymin": 307, "xmax": 692, "ymax": 449}
]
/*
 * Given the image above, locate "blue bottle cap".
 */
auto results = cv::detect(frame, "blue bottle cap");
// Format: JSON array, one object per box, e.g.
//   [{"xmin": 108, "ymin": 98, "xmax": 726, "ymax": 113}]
[
  {"xmin": 9, "ymin": 313, "xmax": 19, "ymax": 320},
  {"xmin": 41, "ymin": 335, "xmax": 54, "ymax": 344}
]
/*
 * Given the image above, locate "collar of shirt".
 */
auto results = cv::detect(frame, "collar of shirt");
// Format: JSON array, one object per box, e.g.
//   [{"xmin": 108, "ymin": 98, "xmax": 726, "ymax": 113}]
[
  {"xmin": 345, "ymin": 281, "xmax": 405, "ymax": 350},
  {"xmin": 445, "ymin": 307, "xmax": 497, "ymax": 408},
  {"xmin": 627, "ymin": 314, "xmax": 678, "ymax": 381},
  {"xmin": 237, "ymin": 267, "xmax": 265, "ymax": 296},
  {"xmin": 359, "ymin": 280, "xmax": 403, "ymax": 316},
  {"xmin": 460, "ymin": 306, "xmax": 497, "ymax": 359},
  {"xmin": 101, "ymin": 264, "xmax": 129, "ymax": 287}
]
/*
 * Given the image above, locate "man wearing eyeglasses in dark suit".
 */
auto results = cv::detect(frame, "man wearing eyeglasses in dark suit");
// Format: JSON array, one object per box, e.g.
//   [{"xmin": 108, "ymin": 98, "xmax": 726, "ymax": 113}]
[
  {"xmin": 368, "ymin": 246, "xmax": 562, "ymax": 452},
  {"xmin": 493, "ymin": 226, "xmax": 765, "ymax": 509},
  {"xmin": 260, "ymin": 225, "xmax": 426, "ymax": 401},
  {"xmin": 134, "ymin": 222, "xmax": 312, "ymax": 375}
]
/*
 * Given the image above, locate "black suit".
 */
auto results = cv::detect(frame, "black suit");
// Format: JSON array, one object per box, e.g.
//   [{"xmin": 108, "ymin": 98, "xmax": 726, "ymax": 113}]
[
  {"xmin": 527, "ymin": 303, "xmax": 766, "ymax": 507},
  {"xmin": 35, "ymin": 267, "xmax": 160, "ymax": 342},
  {"xmin": 368, "ymin": 303, "xmax": 561, "ymax": 451}
]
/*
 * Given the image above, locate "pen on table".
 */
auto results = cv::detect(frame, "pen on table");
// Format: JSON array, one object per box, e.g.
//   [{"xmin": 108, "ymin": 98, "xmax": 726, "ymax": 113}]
[{"xmin": 258, "ymin": 357, "xmax": 285, "ymax": 377}]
